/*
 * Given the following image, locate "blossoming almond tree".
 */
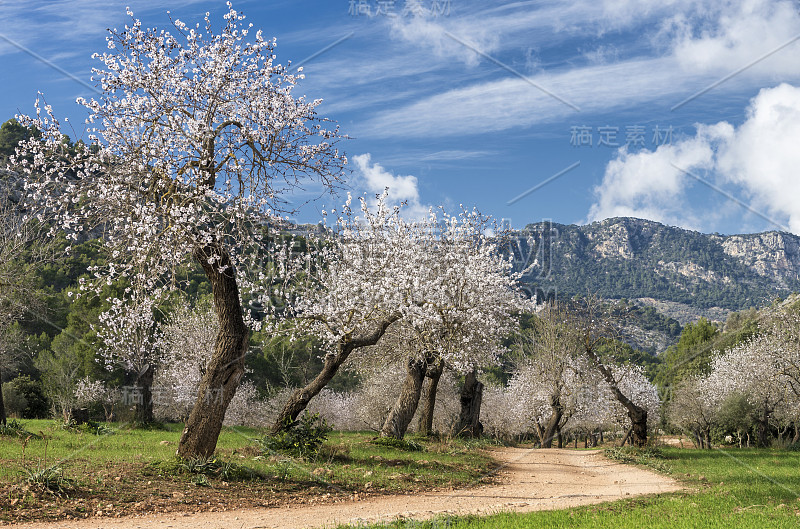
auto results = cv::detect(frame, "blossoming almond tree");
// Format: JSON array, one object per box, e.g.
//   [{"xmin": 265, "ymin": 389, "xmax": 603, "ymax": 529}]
[
  {"xmin": 15, "ymin": 4, "xmax": 345, "ymax": 457},
  {"xmin": 568, "ymin": 296, "xmax": 653, "ymax": 446},
  {"xmin": 156, "ymin": 303, "xmax": 218, "ymax": 421},
  {"xmin": 707, "ymin": 334, "xmax": 789, "ymax": 447},
  {"xmin": 268, "ymin": 194, "xmax": 415, "ymax": 432},
  {"xmin": 95, "ymin": 292, "xmax": 163, "ymax": 424},
  {"xmin": 374, "ymin": 209, "xmax": 532, "ymax": 439}
]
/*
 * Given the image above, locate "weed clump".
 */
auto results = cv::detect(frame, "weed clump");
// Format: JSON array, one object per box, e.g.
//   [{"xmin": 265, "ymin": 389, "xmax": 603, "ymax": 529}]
[
  {"xmin": 370, "ymin": 436, "xmax": 425, "ymax": 452},
  {"xmin": 258, "ymin": 412, "xmax": 331, "ymax": 459}
]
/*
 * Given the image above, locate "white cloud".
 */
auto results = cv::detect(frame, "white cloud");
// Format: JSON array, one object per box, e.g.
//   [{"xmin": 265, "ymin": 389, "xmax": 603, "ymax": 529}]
[
  {"xmin": 669, "ymin": 0, "xmax": 800, "ymax": 77},
  {"xmin": 715, "ymin": 83, "xmax": 800, "ymax": 233},
  {"xmin": 589, "ymin": 83, "xmax": 800, "ymax": 234},
  {"xmin": 351, "ymin": 153, "xmax": 431, "ymax": 220},
  {"xmin": 587, "ymin": 132, "xmax": 719, "ymax": 229}
]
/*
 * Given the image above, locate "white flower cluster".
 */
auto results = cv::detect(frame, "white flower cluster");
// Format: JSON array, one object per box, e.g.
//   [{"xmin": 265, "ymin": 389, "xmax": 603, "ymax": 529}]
[{"xmin": 13, "ymin": 3, "xmax": 345, "ymax": 317}]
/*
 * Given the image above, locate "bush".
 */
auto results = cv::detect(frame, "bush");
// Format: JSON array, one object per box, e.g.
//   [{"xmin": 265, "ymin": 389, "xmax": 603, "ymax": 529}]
[
  {"xmin": 258, "ymin": 412, "xmax": 331, "ymax": 459},
  {"xmin": 786, "ymin": 442, "xmax": 800, "ymax": 452},
  {"xmin": 2, "ymin": 376, "xmax": 49, "ymax": 419},
  {"xmin": 604, "ymin": 446, "xmax": 670, "ymax": 473},
  {"xmin": 60, "ymin": 419, "xmax": 114, "ymax": 436}
]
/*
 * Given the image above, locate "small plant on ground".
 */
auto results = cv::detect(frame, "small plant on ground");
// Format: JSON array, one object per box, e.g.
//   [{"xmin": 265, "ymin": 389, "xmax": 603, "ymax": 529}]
[
  {"xmin": 171, "ymin": 456, "xmax": 265, "ymax": 481},
  {"xmin": 22, "ymin": 465, "xmax": 76, "ymax": 495},
  {"xmin": 60, "ymin": 419, "xmax": 115, "ymax": 436},
  {"xmin": 370, "ymin": 436, "xmax": 425, "ymax": 452},
  {"xmin": 259, "ymin": 412, "xmax": 332, "ymax": 459},
  {"xmin": 0, "ymin": 419, "xmax": 38, "ymax": 438},
  {"xmin": 604, "ymin": 445, "xmax": 670, "ymax": 472}
]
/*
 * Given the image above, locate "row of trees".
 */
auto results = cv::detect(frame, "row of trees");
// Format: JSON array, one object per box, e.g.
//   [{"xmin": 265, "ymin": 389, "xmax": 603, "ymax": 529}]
[
  {"xmin": 1, "ymin": 4, "xmax": 674, "ymax": 457},
  {"xmin": 669, "ymin": 307, "xmax": 800, "ymax": 448}
]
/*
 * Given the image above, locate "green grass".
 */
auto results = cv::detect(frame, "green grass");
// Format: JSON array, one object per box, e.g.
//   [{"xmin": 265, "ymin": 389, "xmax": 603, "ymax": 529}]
[
  {"xmin": 348, "ymin": 447, "xmax": 800, "ymax": 529},
  {"xmin": 0, "ymin": 420, "xmax": 494, "ymax": 495}
]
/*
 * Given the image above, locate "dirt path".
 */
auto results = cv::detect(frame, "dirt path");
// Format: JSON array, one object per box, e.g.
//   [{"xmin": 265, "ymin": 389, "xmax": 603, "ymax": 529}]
[{"xmin": 15, "ymin": 448, "xmax": 682, "ymax": 529}]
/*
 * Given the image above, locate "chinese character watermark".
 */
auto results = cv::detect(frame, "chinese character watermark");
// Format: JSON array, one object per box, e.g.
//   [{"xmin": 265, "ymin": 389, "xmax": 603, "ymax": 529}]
[
  {"xmin": 569, "ymin": 125, "xmax": 674, "ymax": 148},
  {"xmin": 348, "ymin": 0, "xmax": 451, "ymax": 17}
]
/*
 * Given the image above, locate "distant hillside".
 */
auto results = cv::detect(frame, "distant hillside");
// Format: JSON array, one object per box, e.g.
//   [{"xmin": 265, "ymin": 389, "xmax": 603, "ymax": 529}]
[{"xmin": 512, "ymin": 217, "xmax": 800, "ymax": 324}]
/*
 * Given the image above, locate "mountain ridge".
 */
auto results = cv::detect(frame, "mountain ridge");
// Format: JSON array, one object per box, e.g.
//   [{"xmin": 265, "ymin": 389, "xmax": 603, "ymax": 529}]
[{"xmin": 513, "ymin": 216, "xmax": 800, "ymax": 323}]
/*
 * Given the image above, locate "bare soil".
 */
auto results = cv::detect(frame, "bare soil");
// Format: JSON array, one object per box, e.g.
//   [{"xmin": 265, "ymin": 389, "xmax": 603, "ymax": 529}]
[{"xmin": 10, "ymin": 448, "xmax": 682, "ymax": 529}]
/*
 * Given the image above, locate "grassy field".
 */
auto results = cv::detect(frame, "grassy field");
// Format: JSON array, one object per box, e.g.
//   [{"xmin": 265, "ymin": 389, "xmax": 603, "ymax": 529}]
[
  {"xmin": 354, "ymin": 446, "xmax": 800, "ymax": 529},
  {"xmin": 0, "ymin": 420, "xmax": 496, "ymax": 523}
]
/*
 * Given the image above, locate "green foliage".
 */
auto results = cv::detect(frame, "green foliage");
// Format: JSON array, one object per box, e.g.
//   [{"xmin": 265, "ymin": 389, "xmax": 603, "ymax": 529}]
[
  {"xmin": 370, "ymin": 436, "xmax": 426, "ymax": 452},
  {"xmin": 0, "ymin": 418, "xmax": 39, "ymax": 438},
  {"xmin": 655, "ymin": 318, "xmax": 721, "ymax": 388},
  {"xmin": 171, "ymin": 456, "xmax": 265, "ymax": 481},
  {"xmin": 712, "ymin": 393, "xmax": 756, "ymax": 442},
  {"xmin": 249, "ymin": 330, "xmax": 360, "ymax": 395},
  {"xmin": 22, "ymin": 464, "xmax": 76, "ymax": 495},
  {"xmin": 259, "ymin": 412, "xmax": 332, "ymax": 458},
  {"xmin": 2, "ymin": 376, "xmax": 49, "ymax": 418},
  {"xmin": 596, "ymin": 339, "xmax": 662, "ymax": 381},
  {"xmin": 60, "ymin": 419, "xmax": 114, "ymax": 436},
  {"xmin": 0, "ymin": 118, "xmax": 35, "ymax": 158}
]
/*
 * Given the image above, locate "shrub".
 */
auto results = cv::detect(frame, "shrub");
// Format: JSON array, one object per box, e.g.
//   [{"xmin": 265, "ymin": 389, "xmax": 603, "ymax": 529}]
[
  {"xmin": 604, "ymin": 446, "xmax": 670, "ymax": 472},
  {"xmin": 259, "ymin": 412, "xmax": 331, "ymax": 459},
  {"xmin": 3, "ymin": 376, "xmax": 49, "ymax": 419}
]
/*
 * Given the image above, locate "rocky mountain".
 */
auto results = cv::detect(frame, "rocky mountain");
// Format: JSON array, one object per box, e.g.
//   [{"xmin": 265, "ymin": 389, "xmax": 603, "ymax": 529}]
[{"xmin": 512, "ymin": 217, "xmax": 800, "ymax": 327}]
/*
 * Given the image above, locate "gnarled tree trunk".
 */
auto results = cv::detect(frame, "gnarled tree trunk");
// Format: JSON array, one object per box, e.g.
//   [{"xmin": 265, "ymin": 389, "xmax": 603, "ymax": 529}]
[
  {"xmin": 540, "ymin": 394, "xmax": 563, "ymax": 448},
  {"xmin": 134, "ymin": 363, "xmax": 155, "ymax": 425},
  {"xmin": 0, "ymin": 365, "xmax": 6, "ymax": 426},
  {"xmin": 588, "ymin": 354, "xmax": 648, "ymax": 447},
  {"xmin": 456, "ymin": 369, "xmax": 483, "ymax": 438},
  {"xmin": 272, "ymin": 316, "xmax": 399, "ymax": 433},
  {"xmin": 416, "ymin": 358, "xmax": 444, "ymax": 436},
  {"xmin": 178, "ymin": 245, "xmax": 249, "ymax": 459},
  {"xmin": 381, "ymin": 356, "xmax": 428, "ymax": 439}
]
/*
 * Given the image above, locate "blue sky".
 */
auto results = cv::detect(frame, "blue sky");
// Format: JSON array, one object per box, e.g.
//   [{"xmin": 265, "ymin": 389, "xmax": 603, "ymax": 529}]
[{"xmin": 2, "ymin": 0, "xmax": 800, "ymax": 234}]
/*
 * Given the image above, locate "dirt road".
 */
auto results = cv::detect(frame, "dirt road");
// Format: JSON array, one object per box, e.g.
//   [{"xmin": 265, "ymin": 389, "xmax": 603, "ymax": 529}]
[{"xmin": 14, "ymin": 448, "xmax": 682, "ymax": 529}]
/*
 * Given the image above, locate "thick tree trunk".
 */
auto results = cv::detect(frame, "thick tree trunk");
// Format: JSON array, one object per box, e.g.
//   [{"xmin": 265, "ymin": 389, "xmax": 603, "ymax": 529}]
[
  {"xmin": 178, "ymin": 245, "xmax": 249, "ymax": 459},
  {"xmin": 134, "ymin": 363, "xmax": 155, "ymax": 425},
  {"xmin": 557, "ymin": 426, "xmax": 563, "ymax": 448},
  {"xmin": 416, "ymin": 358, "xmax": 444, "ymax": 436},
  {"xmin": 381, "ymin": 357, "xmax": 427, "ymax": 439},
  {"xmin": 756, "ymin": 407, "xmax": 770, "ymax": 448},
  {"xmin": 588, "ymin": 353, "xmax": 648, "ymax": 447},
  {"xmin": 456, "ymin": 369, "xmax": 483, "ymax": 438},
  {"xmin": 792, "ymin": 422, "xmax": 800, "ymax": 444},
  {"xmin": 540, "ymin": 396, "xmax": 563, "ymax": 448},
  {"xmin": 272, "ymin": 317, "xmax": 398, "ymax": 433},
  {"xmin": 272, "ymin": 346, "xmax": 350, "ymax": 433},
  {"xmin": 0, "ymin": 365, "xmax": 6, "ymax": 426},
  {"xmin": 619, "ymin": 427, "xmax": 632, "ymax": 447}
]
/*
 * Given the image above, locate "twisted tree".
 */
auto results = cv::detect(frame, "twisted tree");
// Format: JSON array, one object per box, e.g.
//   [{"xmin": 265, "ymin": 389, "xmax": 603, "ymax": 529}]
[{"xmin": 15, "ymin": 4, "xmax": 345, "ymax": 457}]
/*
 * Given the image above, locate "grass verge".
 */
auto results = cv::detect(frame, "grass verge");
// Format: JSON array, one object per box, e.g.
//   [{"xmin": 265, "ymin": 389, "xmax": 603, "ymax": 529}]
[
  {"xmin": 349, "ymin": 446, "xmax": 800, "ymax": 529},
  {"xmin": 0, "ymin": 420, "xmax": 496, "ymax": 524}
]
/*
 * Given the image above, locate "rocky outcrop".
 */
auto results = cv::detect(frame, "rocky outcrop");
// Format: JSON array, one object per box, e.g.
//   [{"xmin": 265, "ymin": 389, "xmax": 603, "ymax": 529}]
[{"xmin": 517, "ymin": 217, "xmax": 800, "ymax": 317}]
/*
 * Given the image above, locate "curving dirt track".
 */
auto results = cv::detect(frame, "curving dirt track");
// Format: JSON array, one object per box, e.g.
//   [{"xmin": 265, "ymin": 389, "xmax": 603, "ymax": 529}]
[{"xmin": 14, "ymin": 448, "xmax": 682, "ymax": 529}]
